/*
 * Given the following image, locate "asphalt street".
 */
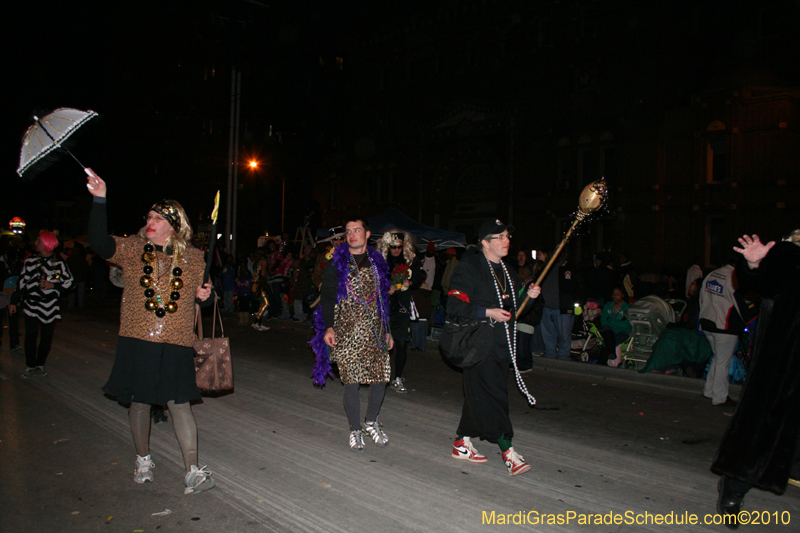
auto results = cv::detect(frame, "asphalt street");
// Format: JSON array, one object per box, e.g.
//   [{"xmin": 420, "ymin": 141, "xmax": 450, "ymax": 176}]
[{"xmin": 2, "ymin": 300, "xmax": 798, "ymax": 532}]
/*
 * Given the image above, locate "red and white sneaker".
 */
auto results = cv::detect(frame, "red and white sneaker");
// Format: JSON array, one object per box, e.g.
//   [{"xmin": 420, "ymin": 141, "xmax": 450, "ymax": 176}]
[
  {"xmin": 452, "ymin": 437, "xmax": 488, "ymax": 463},
  {"xmin": 502, "ymin": 447, "xmax": 531, "ymax": 476}
]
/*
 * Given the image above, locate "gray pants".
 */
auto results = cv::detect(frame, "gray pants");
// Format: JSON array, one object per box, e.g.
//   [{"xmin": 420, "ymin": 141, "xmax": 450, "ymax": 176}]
[
  {"xmin": 293, "ymin": 299, "xmax": 306, "ymax": 321},
  {"xmin": 69, "ymin": 281, "xmax": 85, "ymax": 308},
  {"xmin": 703, "ymin": 331, "xmax": 738, "ymax": 405}
]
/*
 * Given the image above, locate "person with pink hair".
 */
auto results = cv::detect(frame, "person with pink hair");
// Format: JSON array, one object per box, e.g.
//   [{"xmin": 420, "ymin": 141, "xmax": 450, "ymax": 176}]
[{"xmin": 8, "ymin": 231, "xmax": 73, "ymax": 378}]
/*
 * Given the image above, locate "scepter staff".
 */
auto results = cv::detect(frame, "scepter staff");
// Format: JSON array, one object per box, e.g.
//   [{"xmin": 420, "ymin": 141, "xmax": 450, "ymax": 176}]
[
  {"xmin": 203, "ymin": 191, "xmax": 221, "ymax": 284},
  {"xmin": 515, "ymin": 178, "xmax": 608, "ymax": 319}
]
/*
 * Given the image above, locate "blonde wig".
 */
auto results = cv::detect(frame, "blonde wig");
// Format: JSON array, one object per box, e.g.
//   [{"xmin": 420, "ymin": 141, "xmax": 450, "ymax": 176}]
[
  {"xmin": 376, "ymin": 228, "xmax": 417, "ymax": 263},
  {"xmin": 138, "ymin": 200, "xmax": 194, "ymax": 261}
]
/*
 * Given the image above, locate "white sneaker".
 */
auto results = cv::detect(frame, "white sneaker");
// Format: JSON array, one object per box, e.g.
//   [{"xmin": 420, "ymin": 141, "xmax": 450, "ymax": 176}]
[
  {"xmin": 21, "ymin": 367, "xmax": 37, "ymax": 379},
  {"xmin": 391, "ymin": 377, "xmax": 408, "ymax": 393},
  {"xmin": 349, "ymin": 429, "xmax": 365, "ymax": 452},
  {"xmin": 452, "ymin": 437, "xmax": 488, "ymax": 463},
  {"xmin": 502, "ymin": 447, "xmax": 531, "ymax": 476},
  {"xmin": 184, "ymin": 465, "xmax": 215, "ymax": 494},
  {"xmin": 134, "ymin": 454, "xmax": 155, "ymax": 483}
]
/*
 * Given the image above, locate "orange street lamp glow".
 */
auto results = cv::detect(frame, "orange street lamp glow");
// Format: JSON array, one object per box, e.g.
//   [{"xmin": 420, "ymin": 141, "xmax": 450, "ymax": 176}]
[{"xmin": 249, "ymin": 160, "xmax": 258, "ymax": 169}]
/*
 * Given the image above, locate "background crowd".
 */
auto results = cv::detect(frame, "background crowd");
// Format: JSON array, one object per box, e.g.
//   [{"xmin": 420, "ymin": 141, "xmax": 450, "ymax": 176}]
[{"xmin": 0, "ymin": 224, "xmax": 751, "ymax": 382}]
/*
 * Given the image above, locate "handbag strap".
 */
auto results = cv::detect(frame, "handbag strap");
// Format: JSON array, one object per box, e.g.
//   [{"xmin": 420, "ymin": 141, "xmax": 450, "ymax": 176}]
[
  {"xmin": 195, "ymin": 295, "xmax": 226, "ymax": 340},
  {"xmin": 210, "ymin": 294, "xmax": 225, "ymax": 338},
  {"xmin": 194, "ymin": 303, "xmax": 204, "ymax": 339}
]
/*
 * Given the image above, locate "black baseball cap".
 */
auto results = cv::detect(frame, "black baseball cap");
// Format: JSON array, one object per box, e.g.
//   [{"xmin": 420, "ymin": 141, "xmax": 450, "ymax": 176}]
[{"xmin": 478, "ymin": 219, "xmax": 514, "ymax": 241}]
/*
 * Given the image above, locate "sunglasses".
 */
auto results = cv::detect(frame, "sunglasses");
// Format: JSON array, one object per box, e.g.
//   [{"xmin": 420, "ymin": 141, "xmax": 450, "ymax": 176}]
[{"xmin": 390, "ymin": 245, "xmax": 403, "ymax": 250}]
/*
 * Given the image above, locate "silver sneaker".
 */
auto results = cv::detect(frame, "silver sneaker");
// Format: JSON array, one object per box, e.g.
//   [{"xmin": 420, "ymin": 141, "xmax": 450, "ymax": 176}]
[
  {"xmin": 21, "ymin": 367, "xmax": 37, "ymax": 379},
  {"xmin": 363, "ymin": 419, "xmax": 389, "ymax": 447},
  {"xmin": 36, "ymin": 366, "xmax": 48, "ymax": 377},
  {"xmin": 184, "ymin": 465, "xmax": 215, "ymax": 494},
  {"xmin": 134, "ymin": 454, "xmax": 155, "ymax": 483},
  {"xmin": 391, "ymin": 377, "xmax": 408, "ymax": 393},
  {"xmin": 349, "ymin": 429, "xmax": 365, "ymax": 452}
]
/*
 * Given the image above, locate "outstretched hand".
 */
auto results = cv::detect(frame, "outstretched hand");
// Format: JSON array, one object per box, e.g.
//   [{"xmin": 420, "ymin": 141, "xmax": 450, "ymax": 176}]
[
  {"xmin": 85, "ymin": 168, "xmax": 106, "ymax": 197},
  {"xmin": 733, "ymin": 234, "xmax": 775, "ymax": 269}
]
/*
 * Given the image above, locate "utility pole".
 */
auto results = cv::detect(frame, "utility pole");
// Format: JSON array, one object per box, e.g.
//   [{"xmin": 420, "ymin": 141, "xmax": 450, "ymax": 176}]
[{"xmin": 226, "ymin": 66, "xmax": 242, "ymax": 257}]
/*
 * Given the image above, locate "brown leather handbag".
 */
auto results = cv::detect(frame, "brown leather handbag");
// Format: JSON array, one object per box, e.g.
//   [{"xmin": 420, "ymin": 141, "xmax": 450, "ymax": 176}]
[{"xmin": 193, "ymin": 299, "xmax": 234, "ymax": 392}]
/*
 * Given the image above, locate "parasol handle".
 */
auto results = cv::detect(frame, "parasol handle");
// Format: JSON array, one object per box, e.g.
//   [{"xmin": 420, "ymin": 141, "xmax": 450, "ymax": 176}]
[
  {"xmin": 61, "ymin": 146, "xmax": 86, "ymax": 168},
  {"xmin": 515, "ymin": 218, "xmax": 580, "ymax": 319}
]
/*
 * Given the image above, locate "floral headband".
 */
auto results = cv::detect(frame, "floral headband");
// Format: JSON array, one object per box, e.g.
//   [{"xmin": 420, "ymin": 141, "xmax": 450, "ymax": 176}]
[
  {"xmin": 149, "ymin": 200, "xmax": 181, "ymax": 232},
  {"xmin": 382, "ymin": 231, "xmax": 405, "ymax": 246}
]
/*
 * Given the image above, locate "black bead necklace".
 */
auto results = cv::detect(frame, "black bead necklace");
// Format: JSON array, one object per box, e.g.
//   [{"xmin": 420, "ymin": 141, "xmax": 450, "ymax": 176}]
[{"xmin": 140, "ymin": 242, "xmax": 183, "ymax": 317}]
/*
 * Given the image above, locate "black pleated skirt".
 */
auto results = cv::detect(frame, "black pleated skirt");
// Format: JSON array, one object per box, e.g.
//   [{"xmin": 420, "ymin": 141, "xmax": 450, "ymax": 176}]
[{"xmin": 103, "ymin": 336, "xmax": 201, "ymax": 406}]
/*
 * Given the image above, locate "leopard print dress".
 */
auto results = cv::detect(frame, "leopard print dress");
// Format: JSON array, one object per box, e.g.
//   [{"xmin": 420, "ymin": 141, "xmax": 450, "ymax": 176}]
[{"xmin": 330, "ymin": 262, "xmax": 391, "ymax": 385}]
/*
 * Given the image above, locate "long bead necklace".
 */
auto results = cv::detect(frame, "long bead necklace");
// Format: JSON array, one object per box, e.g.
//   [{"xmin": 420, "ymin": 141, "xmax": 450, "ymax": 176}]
[
  {"xmin": 37, "ymin": 254, "xmax": 61, "ymax": 283},
  {"xmin": 348, "ymin": 253, "xmax": 391, "ymax": 351},
  {"xmin": 489, "ymin": 262, "xmax": 507, "ymax": 294},
  {"xmin": 140, "ymin": 242, "xmax": 183, "ymax": 318},
  {"xmin": 485, "ymin": 255, "xmax": 536, "ymax": 406}
]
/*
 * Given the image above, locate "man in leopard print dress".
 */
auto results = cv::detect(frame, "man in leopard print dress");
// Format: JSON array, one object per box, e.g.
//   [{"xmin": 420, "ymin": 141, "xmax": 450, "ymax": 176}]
[{"xmin": 311, "ymin": 216, "xmax": 394, "ymax": 451}]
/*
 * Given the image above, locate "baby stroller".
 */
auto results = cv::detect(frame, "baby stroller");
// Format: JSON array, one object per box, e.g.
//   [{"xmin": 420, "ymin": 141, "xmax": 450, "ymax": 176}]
[
  {"xmin": 570, "ymin": 303, "xmax": 605, "ymax": 362},
  {"xmin": 622, "ymin": 295, "xmax": 686, "ymax": 370}
]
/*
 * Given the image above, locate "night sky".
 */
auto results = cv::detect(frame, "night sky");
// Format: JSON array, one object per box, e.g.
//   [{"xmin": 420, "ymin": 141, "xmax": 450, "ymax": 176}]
[
  {"xmin": 5, "ymin": 0, "xmax": 800, "ymax": 247},
  {"xmin": 6, "ymin": 0, "xmax": 339, "ymax": 238}
]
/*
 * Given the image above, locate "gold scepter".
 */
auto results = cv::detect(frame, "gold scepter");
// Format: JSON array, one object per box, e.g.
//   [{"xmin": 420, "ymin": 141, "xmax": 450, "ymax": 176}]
[
  {"xmin": 515, "ymin": 178, "xmax": 608, "ymax": 319},
  {"xmin": 202, "ymin": 191, "xmax": 221, "ymax": 284}
]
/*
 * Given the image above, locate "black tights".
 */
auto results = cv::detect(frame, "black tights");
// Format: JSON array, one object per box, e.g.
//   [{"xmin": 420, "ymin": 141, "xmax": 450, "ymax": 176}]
[
  {"xmin": 24, "ymin": 315, "xmax": 56, "ymax": 368},
  {"xmin": 343, "ymin": 383, "xmax": 387, "ymax": 431},
  {"xmin": 129, "ymin": 401, "xmax": 198, "ymax": 472},
  {"xmin": 392, "ymin": 339, "xmax": 408, "ymax": 379}
]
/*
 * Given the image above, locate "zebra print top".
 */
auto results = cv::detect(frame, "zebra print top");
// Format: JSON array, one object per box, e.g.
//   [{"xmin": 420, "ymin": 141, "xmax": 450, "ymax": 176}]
[{"xmin": 13, "ymin": 254, "xmax": 73, "ymax": 323}]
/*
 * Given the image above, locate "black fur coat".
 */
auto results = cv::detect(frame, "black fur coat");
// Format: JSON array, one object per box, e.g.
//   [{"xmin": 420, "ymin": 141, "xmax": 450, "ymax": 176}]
[{"xmin": 712, "ymin": 241, "xmax": 800, "ymax": 494}]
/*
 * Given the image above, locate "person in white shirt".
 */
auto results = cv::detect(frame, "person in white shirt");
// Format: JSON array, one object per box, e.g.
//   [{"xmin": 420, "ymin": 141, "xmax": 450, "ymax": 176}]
[{"xmin": 685, "ymin": 259, "xmax": 703, "ymax": 298}]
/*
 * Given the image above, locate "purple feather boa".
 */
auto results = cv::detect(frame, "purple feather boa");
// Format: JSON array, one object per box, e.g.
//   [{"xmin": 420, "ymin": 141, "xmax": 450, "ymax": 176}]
[
  {"xmin": 309, "ymin": 306, "xmax": 331, "ymax": 387},
  {"xmin": 308, "ymin": 245, "xmax": 391, "ymax": 388}
]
